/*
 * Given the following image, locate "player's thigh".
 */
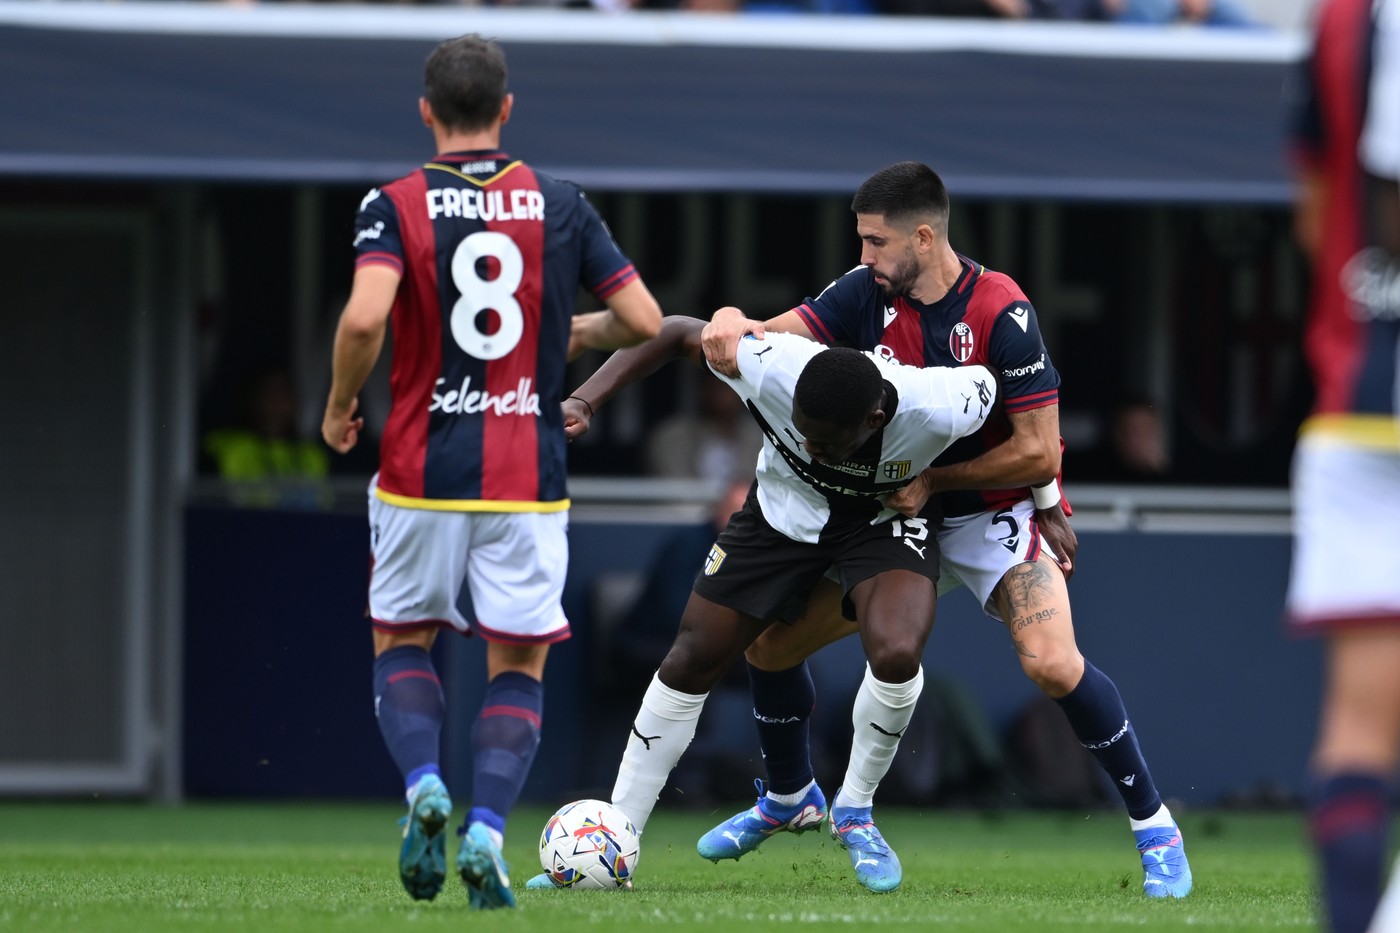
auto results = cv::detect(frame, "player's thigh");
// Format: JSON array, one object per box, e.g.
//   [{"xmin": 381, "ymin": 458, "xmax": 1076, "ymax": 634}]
[
  {"xmin": 990, "ymin": 552, "xmax": 1082, "ymax": 695},
  {"xmin": 660, "ymin": 591, "xmax": 772, "ymax": 694},
  {"xmin": 463, "ymin": 511, "xmax": 571, "ymax": 644},
  {"xmin": 849, "ymin": 569, "xmax": 938, "ymax": 682},
  {"xmin": 690, "ymin": 502, "xmax": 832, "ymax": 625},
  {"xmin": 1314, "ymin": 628, "xmax": 1400, "ymax": 771},
  {"xmin": 827, "ymin": 515, "xmax": 941, "ymax": 680},
  {"xmin": 747, "ymin": 578, "xmax": 856, "ymax": 672},
  {"xmin": 940, "ymin": 500, "xmax": 1061, "ymax": 623},
  {"xmin": 368, "ymin": 494, "xmax": 472, "ymax": 634},
  {"xmin": 1288, "ymin": 439, "xmax": 1400, "ymax": 631}
]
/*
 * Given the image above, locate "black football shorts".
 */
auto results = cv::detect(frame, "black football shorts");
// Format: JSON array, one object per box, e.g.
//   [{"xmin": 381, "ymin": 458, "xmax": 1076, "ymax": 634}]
[{"xmin": 691, "ymin": 495, "xmax": 941, "ymax": 624}]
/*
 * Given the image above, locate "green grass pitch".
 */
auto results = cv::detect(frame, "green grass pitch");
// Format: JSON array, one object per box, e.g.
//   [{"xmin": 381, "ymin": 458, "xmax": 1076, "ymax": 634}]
[{"xmin": 0, "ymin": 801, "xmax": 1316, "ymax": 931}]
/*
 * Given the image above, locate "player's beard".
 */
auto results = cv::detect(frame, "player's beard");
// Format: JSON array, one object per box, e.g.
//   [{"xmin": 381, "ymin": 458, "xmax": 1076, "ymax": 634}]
[{"xmin": 875, "ymin": 250, "xmax": 921, "ymax": 298}]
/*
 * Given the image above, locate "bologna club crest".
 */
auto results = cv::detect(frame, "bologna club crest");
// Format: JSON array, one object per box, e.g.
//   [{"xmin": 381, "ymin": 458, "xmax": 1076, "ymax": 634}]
[{"xmin": 949, "ymin": 322, "xmax": 975, "ymax": 362}]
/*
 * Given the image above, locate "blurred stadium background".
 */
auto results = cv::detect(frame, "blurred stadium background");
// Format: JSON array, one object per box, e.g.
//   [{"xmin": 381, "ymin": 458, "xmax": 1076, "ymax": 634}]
[{"xmin": 0, "ymin": 2, "xmax": 1318, "ymax": 814}]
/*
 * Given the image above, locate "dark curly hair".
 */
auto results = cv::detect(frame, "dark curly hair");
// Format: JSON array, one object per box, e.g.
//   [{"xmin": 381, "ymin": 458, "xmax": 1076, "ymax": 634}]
[{"xmin": 793, "ymin": 348, "xmax": 882, "ymax": 426}]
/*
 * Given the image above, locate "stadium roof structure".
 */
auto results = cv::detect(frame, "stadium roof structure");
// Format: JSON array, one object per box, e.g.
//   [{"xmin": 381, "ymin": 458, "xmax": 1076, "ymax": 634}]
[{"xmin": 0, "ymin": 1, "xmax": 1305, "ymax": 203}]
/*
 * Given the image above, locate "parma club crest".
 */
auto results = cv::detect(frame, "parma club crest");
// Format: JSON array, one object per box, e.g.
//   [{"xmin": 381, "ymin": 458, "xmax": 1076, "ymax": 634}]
[
  {"xmin": 703, "ymin": 544, "xmax": 727, "ymax": 576},
  {"xmin": 882, "ymin": 460, "xmax": 912, "ymax": 480}
]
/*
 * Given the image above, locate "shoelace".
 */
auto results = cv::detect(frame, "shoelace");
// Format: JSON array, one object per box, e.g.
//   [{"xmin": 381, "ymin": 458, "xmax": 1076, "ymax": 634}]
[
  {"xmin": 1136, "ymin": 833, "xmax": 1179, "ymax": 852},
  {"xmin": 836, "ymin": 818, "xmax": 890, "ymax": 855}
]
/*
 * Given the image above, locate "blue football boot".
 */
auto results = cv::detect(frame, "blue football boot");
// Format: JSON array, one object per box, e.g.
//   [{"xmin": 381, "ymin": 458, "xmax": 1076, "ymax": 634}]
[
  {"xmin": 1135, "ymin": 822, "xmax": 1193, "ymax": 898},
  {"xmin": 828, "ymin": 795, "xmax": 902, "ymax": 893},
  {"xmin": 697, "ymin": 779, "xmax": 827, "ymax": 862},
  {"xmin": 397, "ymin": 774, "xmax": 451, "ymax": 901},
  {"xmin": 456, "ymin": 822, "xmax": 517, "ymax": 910}
]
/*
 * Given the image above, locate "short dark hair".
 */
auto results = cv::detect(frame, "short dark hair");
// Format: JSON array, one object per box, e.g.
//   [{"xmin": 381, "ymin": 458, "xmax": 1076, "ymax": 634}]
[
  {"xmin": 423, "ymin": 34, "xmax": 508, "ymax": 134},
  {"xmin": 793, "ymin": 348, "xmax": 883, "ymax": 426},
  {"xmin": 851, "ymin": 161, "xmax": 950, "ymax": 234}
]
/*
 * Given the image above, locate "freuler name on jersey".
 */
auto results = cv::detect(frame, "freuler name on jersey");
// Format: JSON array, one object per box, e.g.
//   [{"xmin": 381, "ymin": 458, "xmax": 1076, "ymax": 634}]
[
  {"xmin": 426, "ymin": 187, "xmax": 546, "ymax": 223},
  {"xmin": 430, "ymin": 376, "xmax": 542, "ymax": 417}
]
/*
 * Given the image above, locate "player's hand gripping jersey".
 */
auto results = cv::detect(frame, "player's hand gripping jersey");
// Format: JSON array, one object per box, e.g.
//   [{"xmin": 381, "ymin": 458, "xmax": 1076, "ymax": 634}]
[
  {"xmin": 354, "ymin": 152, "xmax": 640, "ymax": 509},
  {"xmin": 793, "ymin": 257, "xmax": 1060, "ymax": 517},
  {"xmin": 713, "ymin": 332, "xmax": 996, "ymax": 544}
]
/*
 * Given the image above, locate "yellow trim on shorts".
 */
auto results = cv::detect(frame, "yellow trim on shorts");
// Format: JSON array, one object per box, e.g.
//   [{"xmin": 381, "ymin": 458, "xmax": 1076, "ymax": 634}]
[
  {"xmin": 1300, "ymin": 413, "xmax": 1400, "ymax": 450},
  {"xmin": 374, "ymin": 486, "xmax": 570, "ymax": 513}
]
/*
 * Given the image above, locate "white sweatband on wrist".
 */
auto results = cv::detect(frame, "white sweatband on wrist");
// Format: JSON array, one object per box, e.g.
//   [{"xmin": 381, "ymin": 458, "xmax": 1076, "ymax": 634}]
[{"xmin": 1031, "ymin": 481, "xmax": 1062, "ymax": 510}]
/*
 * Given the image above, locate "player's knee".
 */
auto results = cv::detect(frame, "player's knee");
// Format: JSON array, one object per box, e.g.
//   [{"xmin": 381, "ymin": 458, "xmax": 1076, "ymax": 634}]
[
  {"xmin": 865, "ymin": 643, "xmax": 922, "ymax": 685},
  {"xmin": 657, "ymin": 648, "xmax": 724, "ymax": 695},
  {"xmin": 744, "ymin": 633, "xmax": 804, "ymax": 671},
  {"xmin": 1022, "ymin": 650, "xmax": 1084, "ymax": 697}
]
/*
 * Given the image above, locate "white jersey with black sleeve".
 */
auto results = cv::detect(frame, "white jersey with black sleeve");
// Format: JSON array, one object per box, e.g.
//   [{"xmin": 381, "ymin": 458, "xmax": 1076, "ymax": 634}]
[{"xmin": 707, "ymin": 332, "xmax": 996, "ymax": 545}]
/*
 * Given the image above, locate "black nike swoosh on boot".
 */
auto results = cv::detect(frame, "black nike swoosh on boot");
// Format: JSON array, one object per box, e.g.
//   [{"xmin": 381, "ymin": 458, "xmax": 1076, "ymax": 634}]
[
  {"xmin": 869, "ymin": 721, "xmax": 905, "ymax": 738},
  {"xmin": 631, "ymin": 723, "xmax": 662, "ymax": 750}
]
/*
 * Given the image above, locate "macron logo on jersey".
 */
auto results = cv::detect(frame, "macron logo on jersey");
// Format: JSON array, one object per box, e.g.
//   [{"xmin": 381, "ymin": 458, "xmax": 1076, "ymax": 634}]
[
  {"xmin": 883, "ymin": 305, "xmax": 898, "ymax": 329},
  {"xmin": 1008, "ymin": 305, "xmax": 1031, "ymax": 332}
]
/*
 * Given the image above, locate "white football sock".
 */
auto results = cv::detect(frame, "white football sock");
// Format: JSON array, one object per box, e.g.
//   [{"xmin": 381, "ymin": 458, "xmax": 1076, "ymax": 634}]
[
  {"xmin": 766, "ymin": 780, "xmax": 816, "ymax": 807},
  {"xmin": 610, "ymin": 672, "xmax": 707, "ymax": 833},
  {"xmin": 1128, "ymin": 803, "xmax": 1176, "ymax": 832},
  {"xmin": 836, "ymin": 664, "xmax": 923, "ymax": 810}
]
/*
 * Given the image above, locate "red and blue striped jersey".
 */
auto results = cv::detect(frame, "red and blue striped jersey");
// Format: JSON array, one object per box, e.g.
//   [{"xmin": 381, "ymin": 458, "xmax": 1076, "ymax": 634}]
[
  {"xmin": 1292, "ymin": 0, "xmax": 1400, "ymax": 433},
  {"xmin": 354, "ymin": 150, "xmax": 639, "ymax": 510},
  {"xmin": 793, "ymin": 255, "xmax": 1060, "ymax": 517}
]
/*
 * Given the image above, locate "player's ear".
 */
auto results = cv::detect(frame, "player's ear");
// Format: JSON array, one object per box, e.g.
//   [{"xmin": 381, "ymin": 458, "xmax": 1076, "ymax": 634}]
[
  {"xmin": 867, "ymin": 408, "xmax": 887, "ymax": 431},
  {"xmin": 499, "ymin": 92, "xmax": 514, "ymax": 127},
  {"xmin": 419, "ymin": 97, "xmax": 434, "ymax": 129}
]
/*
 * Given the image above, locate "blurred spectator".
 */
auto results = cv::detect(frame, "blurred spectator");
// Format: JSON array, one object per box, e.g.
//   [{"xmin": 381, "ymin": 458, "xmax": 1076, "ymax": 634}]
[
  {"xmin": 872, "ymin": 0, "xmax": 1256, "ymax": 22},
  {"xmin": 1102, "ymin": 0, "xmax": 1259, "ymax": 26},
  {"xmin": 1071, "ymin": 395, "xmax": 1172, "ymax": 483},
  {"xmin": 644, "ymin": 369, "xmax": 765, "ymax": 488},
  {"xmin": 201, "ymin": 365, "xmax": 332, "ymax": 508},
  {"xmin": 874, "ymin": 0, "xmax": 1109, "ymax": 19}
]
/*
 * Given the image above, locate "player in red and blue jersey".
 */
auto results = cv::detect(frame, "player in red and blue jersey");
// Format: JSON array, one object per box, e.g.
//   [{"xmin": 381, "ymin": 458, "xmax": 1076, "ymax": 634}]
[
  {"xmin": 1288, "ymin": 1, "xmax": 1400, "ymax": 929},
  {"xmin": 322, "ymin": 34, "xmax": 661, "ymax": 910},
  {"xmin": 697, "ymin": 162, "xmax": 1191, "ymax": 898},
  {"xmin": 791, "ymin": 244, "xmax": 1059, "ymax": 520}
]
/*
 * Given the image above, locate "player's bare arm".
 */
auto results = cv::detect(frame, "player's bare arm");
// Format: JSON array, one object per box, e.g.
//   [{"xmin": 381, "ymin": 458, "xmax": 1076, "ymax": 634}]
[
  {"xmin": 563, "ymin": 316, "xmax": 710, "ymax": 441},
  {"xmin": 701, "ymin": 307, "xmax": 812, "ymax": 376},
  {"xmin": 568, "ymin": 279, "xmax": 663, "ymax": 359},
  {"xmin": 888, "ymin": 404, "xmax": 1060, "ymax": 509},
  {"xmin": 886, "ymin": 403, "xmax": 1077, "ymax": 574},
  {"xmin": 322, "ymin": 264, "xmax": 398, "ymax": 453}
]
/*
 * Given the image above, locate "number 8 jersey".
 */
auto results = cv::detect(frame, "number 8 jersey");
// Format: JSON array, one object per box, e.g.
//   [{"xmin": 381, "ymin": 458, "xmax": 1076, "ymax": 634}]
[{"xmin": 353, "ymin": 149, "xmax": 639, "ymax": 509}]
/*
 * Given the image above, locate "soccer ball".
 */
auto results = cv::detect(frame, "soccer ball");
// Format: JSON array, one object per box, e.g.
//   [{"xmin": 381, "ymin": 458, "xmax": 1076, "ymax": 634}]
[{"xmin": 538, "ymin": 798, "xmax": 640, "ymax": 889}]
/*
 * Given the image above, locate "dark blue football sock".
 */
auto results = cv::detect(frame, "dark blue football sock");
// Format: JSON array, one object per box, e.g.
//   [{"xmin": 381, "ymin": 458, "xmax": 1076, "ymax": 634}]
[
  {"xmin": 1309, "ymin": 771, "xmax": 1390, "ymax": 933},
  {"xmin": 1053, "ymin": 661, "xmax": 1162, "ymax": 820},
  {"xmin": 372, "ymin": 645, "xmax": 445, "ymax": 794},
  {"xmin": 749, "ymin": 661, "xmax": 816, "ymax": 795},
  {"xmin": 466, "ymin": 671, "xmax": 544, "ymax": 836}
]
